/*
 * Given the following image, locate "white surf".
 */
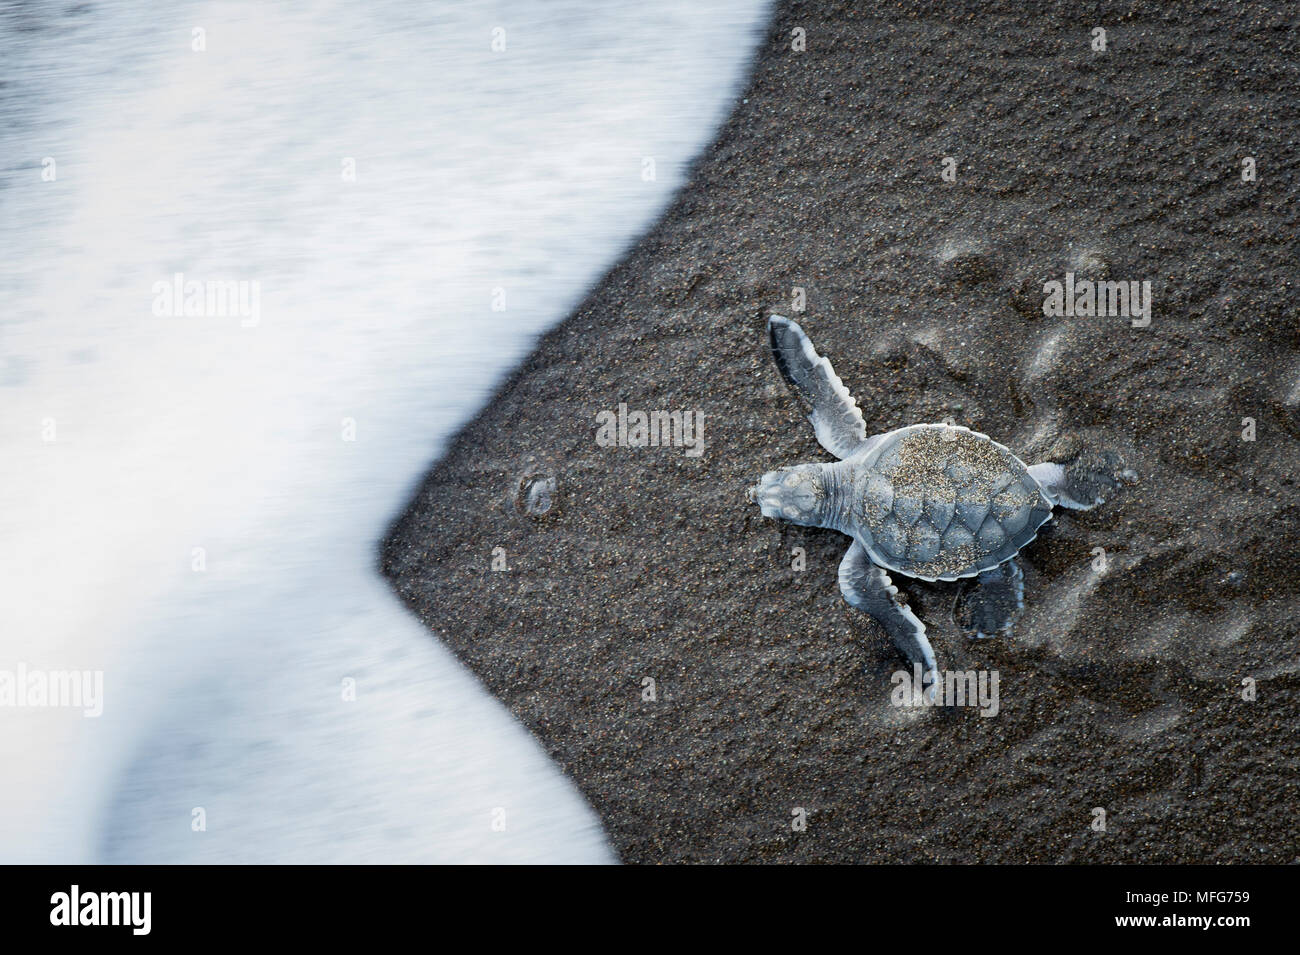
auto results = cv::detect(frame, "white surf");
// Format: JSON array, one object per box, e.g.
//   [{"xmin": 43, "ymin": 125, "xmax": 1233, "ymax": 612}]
[{"xmin": 0, "ymin": 0, "xmax": 768, "ymax": 862}]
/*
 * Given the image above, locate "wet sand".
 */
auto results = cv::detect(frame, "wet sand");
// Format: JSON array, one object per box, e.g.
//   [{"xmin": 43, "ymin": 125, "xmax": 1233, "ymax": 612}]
[{"xmin": 383, "ymin": 0, "xmax": 1300, "ymax": 862}]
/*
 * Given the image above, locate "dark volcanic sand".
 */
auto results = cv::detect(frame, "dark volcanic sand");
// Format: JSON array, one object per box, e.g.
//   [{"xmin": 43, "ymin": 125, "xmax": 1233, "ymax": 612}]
[{"xmin": 383, "ymin": 0, "xmax": 1300, "ymax": 863}]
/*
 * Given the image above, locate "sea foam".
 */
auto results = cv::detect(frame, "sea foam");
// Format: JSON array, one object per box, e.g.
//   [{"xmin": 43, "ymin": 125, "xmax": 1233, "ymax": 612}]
[{"xmin": 0, "ymin": 0, "xmax": 768, "ymax": 862}]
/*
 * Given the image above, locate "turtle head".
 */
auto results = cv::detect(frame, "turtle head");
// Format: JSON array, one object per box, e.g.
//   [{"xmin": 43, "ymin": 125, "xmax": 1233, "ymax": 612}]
[{"xmin": 748, "ymin": 462, "xmax": 843, "ymax": 530}]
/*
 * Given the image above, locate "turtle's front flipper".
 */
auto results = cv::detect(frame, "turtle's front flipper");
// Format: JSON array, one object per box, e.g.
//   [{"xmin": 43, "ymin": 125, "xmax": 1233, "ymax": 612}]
[
  {"xmin": 1028, "ymin": 451, "xmax": 1137, "ymax": 510},
  {"xmin": 768, "ymin": 315, "xmax": 869, "ymax": 459},
  {"xmin": 838, "ymin": 541, "xmax": 938, "ymax": 694},
  {"xmin": 954, "ymin": 558, "xmax": 1024, "ymax": 641}
]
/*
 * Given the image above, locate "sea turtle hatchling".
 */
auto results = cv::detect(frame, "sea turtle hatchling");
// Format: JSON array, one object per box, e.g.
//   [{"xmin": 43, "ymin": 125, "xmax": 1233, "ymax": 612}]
[{"xmin": 749, "ymin": 316, "xmax": 1136, "ymax": 694}]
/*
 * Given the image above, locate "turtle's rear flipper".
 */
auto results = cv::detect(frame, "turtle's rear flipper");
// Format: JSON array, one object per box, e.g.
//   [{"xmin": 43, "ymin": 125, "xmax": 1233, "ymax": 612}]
[
  {"xmin": 838, "ymin": 541, "xmax": 938, "ymax": 695},
  {"xmin": 954, "ymin": 559, "xmax": 1024, "ymax": 641},
  {"xmin": 1028, "ymin": 451, "xmax": 1137, "ymax": 510}
]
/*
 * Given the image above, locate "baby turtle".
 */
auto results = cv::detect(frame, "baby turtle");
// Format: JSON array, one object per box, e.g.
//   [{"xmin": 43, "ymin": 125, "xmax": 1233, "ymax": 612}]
[{"xmin": 750, "ymin": 316, "xmax": 1135, "ymax": 694}]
